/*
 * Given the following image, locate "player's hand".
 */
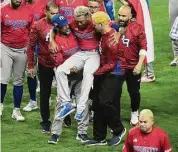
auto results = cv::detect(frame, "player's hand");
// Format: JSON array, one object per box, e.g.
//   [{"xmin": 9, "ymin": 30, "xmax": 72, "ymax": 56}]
[
  {"xmin": 133, "ymin": 64, "xmax": 142, "ymax": 75},
  {"xmin": 109, "ymin": 32, "xmax": 119, "ymax": 47},
  {"xmin": 49, "ymin": 40, "xmax": 59, "ymax": 53},
  {"xmin": 29, "ymin": 68, "xmax": 35, "ymax": 78},
  {"xmin": 70, "ymin": 66, "xmax": 78, "ymax": 73},
  {"xmin": 119, "ymin": 27, "xmax": 126, "ymax": 35}
]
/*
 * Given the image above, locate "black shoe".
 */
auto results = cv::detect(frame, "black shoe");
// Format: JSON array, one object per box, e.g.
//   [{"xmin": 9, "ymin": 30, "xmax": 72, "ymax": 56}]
[
  {"xmin": 76, "ymin": 134, "xmax": 90, "ymax": 143},
  {"xmin": 41, "ymin": 121, "xmax": 51, "ymax": 133},
  {"xmin": 48, "ymin": 134, "xmax": 59, "ymax": 144},
  {"xmin": 108, "ymin": 128, "xmax": 126, "ymax": 146},
  {"xmin": 85, "ymin": 139, "xmax": 107, "ymax": 146},
  {"xmin": 63, "ymin": 115, "xmax": 71, "ymax": 127}
]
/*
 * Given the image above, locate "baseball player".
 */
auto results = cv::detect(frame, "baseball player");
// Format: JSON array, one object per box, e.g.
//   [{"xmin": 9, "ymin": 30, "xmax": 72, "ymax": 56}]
[
  {"xmin": 50, "ymin": 6, "xmax": 101, "ymax": 122},
  {"xmin": 27, "ymin": 2, "xmax": 58, "ymax": 132},
  {"xmin": 23, "ymin": 0, "xmax": 50, "ymax": 112},
  {"xmin": 112, "ymin": 5, "xmax": 147, "ymax": 126},
  {"xmin": 122, "ymin": 109, "xmax": 172, "ymax": 152},
  {"xmin": 85, "ymin": 11, "xmax": 126, "ymax": 146},
  {"xmin": 0, "ymin": 0, "xmax": 33, "ymax": 120},
  {"xmin": 48, "ymin": 14, "xmax": 91, "ymax": 144}
]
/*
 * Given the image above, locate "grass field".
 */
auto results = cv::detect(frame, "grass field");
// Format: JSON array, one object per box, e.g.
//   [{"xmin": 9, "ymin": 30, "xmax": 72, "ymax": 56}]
[{"xmin": 1, "ymin": 0, "xmax": 178, "ymax": 151}]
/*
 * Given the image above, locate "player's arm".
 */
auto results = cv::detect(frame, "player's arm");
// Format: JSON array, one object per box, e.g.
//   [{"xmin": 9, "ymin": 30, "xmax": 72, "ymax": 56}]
[
  {"xmin": 133, "ymin": 25, "xmax": 147, "ymax": 75},
  {"xmin": 27, "ymin": 23, "xmax": 38, "ymax": 78},
  {"xmin": 49, "ymin": 28, "xmax": 59, "ymax": 53},
  {"xmin": 161, "ymin": 133, "xmax": 173, "ymax": 152},
  {"xmin": 95, "ymin": 42, "xmax": 118, "ymax": 75},
  {"xmin": 109, "ymin": 27, "xmax": 126, "ymax": 46},
  {"xmin": 122, "ymin": 131, "xmax": 133, "ymax": 152}
]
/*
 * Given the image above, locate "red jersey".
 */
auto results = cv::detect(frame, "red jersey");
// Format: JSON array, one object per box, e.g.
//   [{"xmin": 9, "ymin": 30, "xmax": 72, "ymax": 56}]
[
  {"xmin": 52, "ymin": 0, "xmax": 88, "ymax": 22},
  {"xmin": 95, "ymin": 29, "xmax": 118, "ymax": 75},
  {"xmin": 122, "ymin": 126, "xmax": 172, "ymax": 152},
  {"xmin": 27, "ymin": 18, "xmax": 55, "ymax": 69},
  {"xmin": 50, "ymin": 32, "xmax": 79, "ymax": 67},
  {"xmin": 1, "ymin": 4, "xmax": 33, "ymax": 48},
  {"xmin": 70, "ymin": 20, "xmax": 100, "ymax": 50},
  {"xmin": 22, "ymin": 0, "xmax": 49, "ymax": 21},
  {"xmin": 119, "ymin": 21, "xmax": 147, "ymax": 69}
]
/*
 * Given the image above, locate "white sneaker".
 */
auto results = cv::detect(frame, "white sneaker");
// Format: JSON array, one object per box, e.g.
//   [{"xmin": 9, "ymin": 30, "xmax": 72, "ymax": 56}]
[
  {"xmin": 36, "ymin": 81, "xmax": 40, "ymax": 93},
  {"xmin": 130, "ymin": 111, "xmax": 139, "ymax": 126},
  {"xmin": 23, "ymin": 100, "xmax": 38, "ymax": 112},
  {"xmin": 170, "ymin": 57, "xmax": 178, "ymax": 66},
  {"xmin": 12, "ymin": 108, "xmax": 25, "ymax": 121},
  {"xmin": 36, "ymin": 86, "xmax": 40, "ymax": 93},
  {"xmin": 0, "ymin": 103, "xmax": 4, "ymax": 116}
]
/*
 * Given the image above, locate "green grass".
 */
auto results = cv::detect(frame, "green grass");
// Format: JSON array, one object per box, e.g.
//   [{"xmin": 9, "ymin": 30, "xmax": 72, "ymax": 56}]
[{"xmin": 1, "ymin": 0, "xmax": 178, "ymax": 151}]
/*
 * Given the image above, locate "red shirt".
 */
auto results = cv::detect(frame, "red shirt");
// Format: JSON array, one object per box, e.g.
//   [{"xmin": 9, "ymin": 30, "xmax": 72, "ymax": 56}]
[
  {"xmin": 123, "ymin": 126, "xmax": 172, "ymax": 152},
  {"xmin": 52, "ymin": 0, "xmax": 88, "ymax": 22},
  {"xmin": 70, "ymin": 20, "xmax": 100, "ymax": 50},
  {"xmin": 27, "ymin": 18, "xmax": 55, "ymax": 69},
  {"xmin": 1, "ymin": 4, "xmax": 33, "ymax": 48},
  {"xmin": 22, "ymin": 0, "xmax": 49, "ymax": 21},
  {"xmin": 95, "ymin": 29, "xmax": 118, "ymax": 75},
  {"xmin": 119, "ymin": 21, "xmax": 147, "ymax": 69},
  {"xmin": 50, "ymin": 32, "xmax": 79, "ymax": 67}
]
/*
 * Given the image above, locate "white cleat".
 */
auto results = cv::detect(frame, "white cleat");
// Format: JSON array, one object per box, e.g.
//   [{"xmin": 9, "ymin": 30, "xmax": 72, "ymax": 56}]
[
  {"xmin": 23, "ymin": 100, "xmax": 38, "ymax": 112},
  {"xmin": 130, "ymin": 111, "xmax": 139, "ymax": 126},
  {"xmin": 12, "ymin": 108, "xmax": 25, "ymax": 121}
]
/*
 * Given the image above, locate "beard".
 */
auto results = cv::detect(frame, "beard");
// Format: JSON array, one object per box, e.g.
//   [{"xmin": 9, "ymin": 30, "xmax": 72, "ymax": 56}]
[
  {"xmin": 119, "ymin": 19, "xmax": 129, "ymax": 27},
  {"xmin": 11, "ymin": 1, "xmax": 21, "ymax": 8},
  {"xmin": 59, "ymin": 29, "xmax": 71, "ymax": 36}
]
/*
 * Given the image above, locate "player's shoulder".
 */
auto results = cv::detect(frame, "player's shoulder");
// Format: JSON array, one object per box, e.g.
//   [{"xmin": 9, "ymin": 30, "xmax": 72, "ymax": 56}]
[
  {"xmin": 128, "ymin": 126, "xmax": 140, "ymax": 135},
  {"xmin": 153, "ymin": 126, "xmax": 169, "ymax": 136},
  {"xmin": 1, "ymin": 3, "xmax": 10, "ymax": 11},
  {"xmin": 128, "ymin": 21, "xmax": 143, "ymax": 31}
]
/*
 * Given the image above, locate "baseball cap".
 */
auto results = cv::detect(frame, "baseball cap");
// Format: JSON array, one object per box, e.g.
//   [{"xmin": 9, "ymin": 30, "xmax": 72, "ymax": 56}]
[
  {"xmin": 51, "ymin": 14, "xmax": 69, "ymax": 27},
  {"xmin": 92, "ymin": 11, "xmax": 110, "ymax": 24}
]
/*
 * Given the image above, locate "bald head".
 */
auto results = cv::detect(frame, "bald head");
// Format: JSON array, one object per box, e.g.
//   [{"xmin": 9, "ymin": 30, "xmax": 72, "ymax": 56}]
[
  {"xmin": 139, "ymin": 109, "xmax": 154, "ymax": 133},
  {"xmin": 118, "ymin": 5, "xmax": 132, "ymax": 27},
  {"xmin": 119, "ymin": 5, "xmax": 132, "ymax": 16},
  {"xmin": 139, "ymin": 109, "xmax": 154, "ymax": 120}
]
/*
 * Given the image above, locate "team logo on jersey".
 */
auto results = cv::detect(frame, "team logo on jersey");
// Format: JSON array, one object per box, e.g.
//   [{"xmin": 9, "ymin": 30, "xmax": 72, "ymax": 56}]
[
  {"xmin": 122, "ymin": 35, "xmax": 130, "ymax": 47},
  {"xmin": 5, "ymin": 14, "xmax": 9, "ymax": 18}
]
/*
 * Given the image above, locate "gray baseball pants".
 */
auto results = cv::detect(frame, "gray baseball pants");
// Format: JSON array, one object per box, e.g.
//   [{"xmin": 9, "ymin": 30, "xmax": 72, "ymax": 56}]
[
  {"xmin": 0, "ymin": 43, "xmax": 27, "ymax": 86},
  {"xmin": 169, "ymin": 0, "xmax": 178, "ymax": 57}
]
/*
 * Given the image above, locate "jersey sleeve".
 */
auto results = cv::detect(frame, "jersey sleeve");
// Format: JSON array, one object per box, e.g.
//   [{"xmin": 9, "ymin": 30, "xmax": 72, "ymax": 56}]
[
  {"xmin": 132, "ymin": 23, "xmax": 147, "ymax": 51},
  {"xmin": 27, "ymin": 23, "xmax": 38, "ymax": 69},
  {"xmin": 122, "ymin": 131, "xmax": 133, "ymax": 152},
  {"xmin": 161, "ymin": 132, "xmax": 173, "ymax": 152}
]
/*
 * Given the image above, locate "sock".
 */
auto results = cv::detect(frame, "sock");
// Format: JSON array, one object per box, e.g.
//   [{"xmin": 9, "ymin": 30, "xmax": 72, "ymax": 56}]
[
  {"xmin": 1, "ymin": 83, "xmax": 7, "ymax": 103},
  {"xmin": 13, "ymin": 85, "xmax": 23, "ymax": 108},
  {"xmin": 27, "ymin": 76, "xmax": 37, "ymax": 101}
]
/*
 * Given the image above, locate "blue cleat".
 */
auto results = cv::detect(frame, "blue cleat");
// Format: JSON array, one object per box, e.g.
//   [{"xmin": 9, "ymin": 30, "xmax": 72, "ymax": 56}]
[{"xmin": 55, "ymin": 103, "xmax": 75, "ymax": 120}]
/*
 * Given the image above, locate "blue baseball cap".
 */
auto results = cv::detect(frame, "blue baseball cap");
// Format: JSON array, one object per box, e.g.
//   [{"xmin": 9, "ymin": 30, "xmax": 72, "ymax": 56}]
[{"xmin": 51, "ymin": 14, "xmax": 69, "ymax": 27}]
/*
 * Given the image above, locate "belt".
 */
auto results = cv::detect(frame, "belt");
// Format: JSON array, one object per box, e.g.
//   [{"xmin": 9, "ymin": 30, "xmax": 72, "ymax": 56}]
[{"xmin": 80, "ymin": 48, "xmax": 99, "ymax": 52}]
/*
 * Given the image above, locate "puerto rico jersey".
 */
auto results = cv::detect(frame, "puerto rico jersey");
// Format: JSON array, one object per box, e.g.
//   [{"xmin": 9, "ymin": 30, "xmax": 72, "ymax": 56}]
[
  {"xmin": 123, "ymin": 126, "xmax": 172, "ymax": 152},
  {"xmin": 1, "ymin": 4, "xmax": 33, "ymax": 48},
  {"xmin": 27, "ymin": 18, "xmax": 55, "ymax": 69}
]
